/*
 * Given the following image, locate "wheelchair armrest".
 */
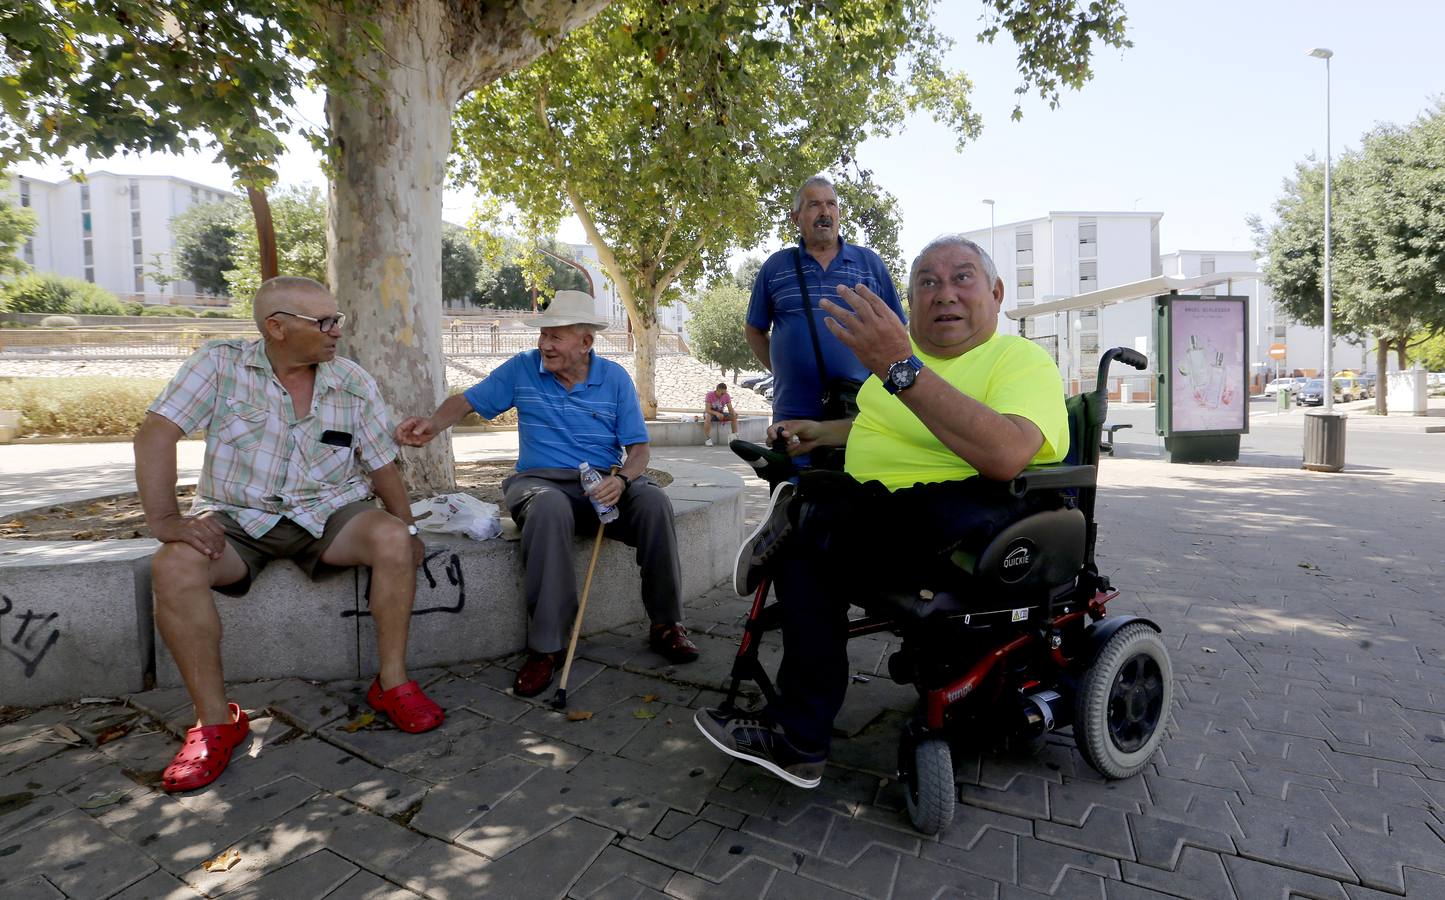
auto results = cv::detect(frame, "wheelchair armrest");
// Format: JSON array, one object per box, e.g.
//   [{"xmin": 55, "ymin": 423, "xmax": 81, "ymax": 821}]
[{"xmin": 1009, "ymin": 464, "xmax": 1097, "ymax": 496}]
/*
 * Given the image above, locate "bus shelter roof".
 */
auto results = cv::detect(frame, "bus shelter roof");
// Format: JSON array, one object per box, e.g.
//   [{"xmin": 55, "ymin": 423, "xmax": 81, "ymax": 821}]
[{"xmin": 1004, "ymin": 272, "xmax": 1261, "ymax": 321}]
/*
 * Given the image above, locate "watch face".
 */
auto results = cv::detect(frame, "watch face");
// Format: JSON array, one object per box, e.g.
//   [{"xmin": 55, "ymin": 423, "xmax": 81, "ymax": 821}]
[{"xmin": 890, "ymin": 362, "xmax": 915, "ymax": 389}]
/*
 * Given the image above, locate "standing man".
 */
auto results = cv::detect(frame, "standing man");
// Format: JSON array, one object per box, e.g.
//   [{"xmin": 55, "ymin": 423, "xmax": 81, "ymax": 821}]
[
  {"xmin": 135, "ymin": 276, "xmax": 443, "ymax": 793},
  {"xmin": 746, "ymin": 175, "xmax": 905, "ymax": 422},
  {"xmin": 395, "ymin": 291, "xmax": 699, "ymax": 698}
]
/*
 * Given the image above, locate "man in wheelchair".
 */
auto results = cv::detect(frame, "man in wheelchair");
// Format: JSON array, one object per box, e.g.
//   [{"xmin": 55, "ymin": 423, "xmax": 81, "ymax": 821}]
[{"xmin": 695, "ymin": 235, "xmax": 1070, "ymax": 788}]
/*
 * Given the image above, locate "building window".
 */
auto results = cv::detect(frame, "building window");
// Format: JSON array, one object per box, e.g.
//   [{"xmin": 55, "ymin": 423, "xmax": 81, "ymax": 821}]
[
  {"xmin": 132, "ymin": 238, "xmax": 144, "ymax": 265},
  {"xmin": 1079, "ymin": 218, "xmax": 1097, "ymax": 257},
  {"xmin": 191, "ymin": 186, "xmax": 200, "ymax": 203},
  {"xmin": 80, "ymin": 183, "xmax": 90, "ymax": 209},
  {"xmin": 1079, "ymin": 260, "xmax": 1098, "ymax": 292},
  {"xmin": 131, "ymin": 210, "xmax": 142, "ymax": 233},
  {"xmin": 18, "ymin": 179, "xmax": 30, "ymax": 207},
  {"xmin": 1015, "ymin": 227, "xmax": 1033, "ymax": 266},
  {"xmin": 83, "ymin": 241, "xmax": 93, "ymax": 266},
  {"xmin": 82, "ymin": 212, "xmax": 92, "ymax": 237},
  {"xmin": 134, "ymin": 267, "xmax": 145, "ymax": 292},
  {"xmin": 1081, "ymin": 333, "xmax": 1100, "ymax": 354},
  {"xmin": 1016, "ymin": 267, "xmax": 1035, "ymax": 300},
  {"xmin": 128, "ymin": 179, "xmax": 140, "ymax": 209},
  {"xmin": 1273, "ymin": 323, "xmax": 1287, "ymax": 340}
]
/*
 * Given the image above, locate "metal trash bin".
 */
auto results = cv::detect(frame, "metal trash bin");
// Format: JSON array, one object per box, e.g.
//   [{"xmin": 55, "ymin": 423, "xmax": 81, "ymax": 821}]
[
  {"xmin": 1302, "ymin": 411, "xmax": 1346, "ymax": 472},
  {"xmin": 1276, "ymin": 389, "xmax": 1290, "ymax": 412}
]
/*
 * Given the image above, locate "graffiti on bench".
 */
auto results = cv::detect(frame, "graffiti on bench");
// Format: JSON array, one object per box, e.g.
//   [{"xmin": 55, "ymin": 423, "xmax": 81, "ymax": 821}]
[
  {"xmin": 343, "ymin": 549, "xmax": 465, "ymax": 618},
  {"xmin": 0, "ymin": 595, "xmax": 61, "ymax": 678}
]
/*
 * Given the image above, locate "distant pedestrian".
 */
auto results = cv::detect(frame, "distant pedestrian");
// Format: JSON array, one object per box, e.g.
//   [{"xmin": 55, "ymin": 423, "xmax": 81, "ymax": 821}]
[{"xmin": 703, "ymin": 382, "xmax": 739, "ymax": 446}]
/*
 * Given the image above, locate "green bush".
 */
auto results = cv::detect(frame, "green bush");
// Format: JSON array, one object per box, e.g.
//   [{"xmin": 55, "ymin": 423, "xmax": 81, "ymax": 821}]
[
  {"xmin": 139, "ymin": 305, "xmax": 197, "ymax": 317},
  {"xmin": 125, "ymin": 301, "xmax": 145, "ymax": 316},
  {"xmin": 0, "ymin": 376, "xmax": 169, "ymax": 437},
  {"xmin": 0, "ymin": 273, "xmax": 125, "ymax": 316},
  {"xmin": 201, "ymin": 308, "xmax": 239, "ymax": 318}
]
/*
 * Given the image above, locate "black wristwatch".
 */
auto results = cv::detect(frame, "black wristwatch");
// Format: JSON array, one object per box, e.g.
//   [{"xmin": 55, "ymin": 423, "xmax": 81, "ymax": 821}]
[
  {"xmin": 883, "ymin": 355, "xmax": 925, "ymax": 395},
  {"xmin": 616, "ymin": 473, "xmax": 631, "ymax": 490}
]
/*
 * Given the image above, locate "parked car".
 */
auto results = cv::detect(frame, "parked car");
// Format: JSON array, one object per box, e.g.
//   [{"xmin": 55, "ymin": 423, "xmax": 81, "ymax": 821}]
[
  {"xmin": 1298, "ymin": 379, "xmax": 1327, "ymax": 406},
  {"xmin": 739, "ymin": 373, "xmax": 771, "ymax": 390},
  {"xmin": 1333, "ymin": 376, "xmax": 1366, "ymax": 402},
  {"xmin": 1264, "ymin": 377, "xmax": 1303, "ymax": 396}
]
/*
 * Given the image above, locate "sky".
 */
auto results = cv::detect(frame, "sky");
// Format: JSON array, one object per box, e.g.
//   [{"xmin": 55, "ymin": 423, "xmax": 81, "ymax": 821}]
[{"xmin": 16, "ymin": 0, "xmax": 1445, "ymax": 268}]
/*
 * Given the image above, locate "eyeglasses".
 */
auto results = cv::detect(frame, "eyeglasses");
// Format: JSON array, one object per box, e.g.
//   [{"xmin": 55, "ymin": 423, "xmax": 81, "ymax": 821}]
[{"xmin": 269, "ymin": 310, "xmax": 346, "ymax": 332}]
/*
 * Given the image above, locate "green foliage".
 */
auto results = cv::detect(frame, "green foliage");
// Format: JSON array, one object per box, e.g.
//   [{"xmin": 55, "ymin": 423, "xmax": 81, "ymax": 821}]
[
  {"xmin": 454, "ymin": 0, "xmax": 1127, "ymax": 410},
  {"xmin": 201, "ymin": 308, "xmax": 243, "ymax": 318},
  {"xmin": 172, "ymin": 198, "xmax": 247, "ymax": 296},
  {"xmin": 0, "ymin": 174, "xmax": 37, "ymax": 276},
  {"xmin": 1254, "ymin": 101, "xmax": 1445, "ymax": 353},
  {"xmin": 688, "ymin": 284, "xmax": 754, "ymax": 376},
  {"xmin": 125, "ymin": 301, "xmax": 146, "ymax": 316},
  {"xmin": 225, "ymin": 183, "xmax": 327, "ymax": 300},
  {"xmin": 1410, "ymin": 331, "xmax": 1445, "ymax": 371},
  {"xmin": 139, "ymin": 305, "xmax": 196, "ymax": 317},
  {"xmin": 0, "ymin": 273, "xmax": 122, "ymax": 314},
  {"xmin": 0, "ymin": 2, "xmax": 380, "ymax": 187},
  {"xmin": 732, "ymin": 256, "xmax": 765, "ymax": 293},
  {"xmin": 442, "ymin": 224, "xmax": 481, "ymax": 305},
  {"xmin": 474, "ymin": 236, "xmax": 591, "ymax": 310},
  {"xmin": 0, "ymin": 376, "xmax": 169, "ymax": 437}
]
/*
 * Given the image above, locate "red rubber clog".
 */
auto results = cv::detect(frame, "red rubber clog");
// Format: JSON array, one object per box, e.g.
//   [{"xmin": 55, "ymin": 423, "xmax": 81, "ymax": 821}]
[
  {"xmin": 366, "ymin": 678, "xmax": 445, "ymax": 734},
  {"xmin": 161, "ymin": 703, "xmax": 250, "ymax": 793}
]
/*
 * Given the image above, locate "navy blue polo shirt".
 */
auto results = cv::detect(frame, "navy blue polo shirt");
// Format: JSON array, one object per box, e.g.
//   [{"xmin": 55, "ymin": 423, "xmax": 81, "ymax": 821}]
[
  {"xmin": 747, "ymin": 239, "xmax": 904, "ymax": 420},
  {"xmin": 464, "ymin": 349, "xmax": 649, "ymax": 472}
]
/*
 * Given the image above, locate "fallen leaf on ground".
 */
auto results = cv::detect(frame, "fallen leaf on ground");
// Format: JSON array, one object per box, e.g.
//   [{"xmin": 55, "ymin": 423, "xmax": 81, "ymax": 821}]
[
  {"xmin": 341, "ymin": 712, "xmax": 375, "ymax": 733},
  {"xmin": 38, "ymin": 724, "xmax": 85, "ymax": 746},
  {"xmin": 1201, "ymin": 647, "xmax": 1217, "ymax": 654},
  {"xmin": 94, "ymin": 722, "xmax": 134, "ymax": 746},
  {"xmin": 565, "ymin": 710, "xmax": 594, "ymax": 722},
  {"xmin": 201, "ymin": 848, "xmax": 242, "ymax": 872},
  {"xmin": 78, "ymin": 789, "xmax": 129, "ymax": 809},
  {"xmin": 632, "ymin": 708, "xmax": 658, "ymax": 720},
  {"xmin": 1297, "ymin": 562, "xmax": 1317, "ymax": 569},
  {"xmin": 640, "ymin": 694, "xmax": 659, "ymax": 703}
]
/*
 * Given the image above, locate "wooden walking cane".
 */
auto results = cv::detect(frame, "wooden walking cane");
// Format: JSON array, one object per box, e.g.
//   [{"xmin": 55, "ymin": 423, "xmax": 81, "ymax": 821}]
[{"xmin": 551, "ymin": 466, "xmax": 619, "ymax": 710}]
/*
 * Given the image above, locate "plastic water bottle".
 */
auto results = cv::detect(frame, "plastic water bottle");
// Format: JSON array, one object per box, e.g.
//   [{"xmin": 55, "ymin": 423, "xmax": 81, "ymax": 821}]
[{"xmin": 579, "ymin": 462, "xmax": 619, "ymax": 524}]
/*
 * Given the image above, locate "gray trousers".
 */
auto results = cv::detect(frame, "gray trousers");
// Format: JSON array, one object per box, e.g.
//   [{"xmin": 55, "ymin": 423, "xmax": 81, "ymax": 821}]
[{"xmin": 502, "ymin": 468, "xmax": 683, "ymax": 653}]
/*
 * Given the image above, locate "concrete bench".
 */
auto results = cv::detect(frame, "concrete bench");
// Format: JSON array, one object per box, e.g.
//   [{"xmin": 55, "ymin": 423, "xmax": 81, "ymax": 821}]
[
  {"xmin": 1101, "ymin": 423, "xmax": 1132, "ymax": 456},
  {"xmin": 0, "ymin": 460, "xmax": 743, "ymax": 705}
]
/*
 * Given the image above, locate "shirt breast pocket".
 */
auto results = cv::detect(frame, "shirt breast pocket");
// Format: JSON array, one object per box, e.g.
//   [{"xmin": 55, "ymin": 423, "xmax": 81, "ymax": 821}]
[
  {"xmin": 215, "ymin": 404, "xmax": 268, "ymax": 452},
  {"xmin": 302, "ymin": 438, "xmax": 355, "ymax": 486}
]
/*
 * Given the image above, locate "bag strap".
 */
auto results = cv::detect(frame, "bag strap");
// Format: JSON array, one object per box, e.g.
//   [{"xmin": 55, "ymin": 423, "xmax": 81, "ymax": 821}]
[{"xmin": 793, "ymin": 247, "xmax": 830, "ymax": 386}]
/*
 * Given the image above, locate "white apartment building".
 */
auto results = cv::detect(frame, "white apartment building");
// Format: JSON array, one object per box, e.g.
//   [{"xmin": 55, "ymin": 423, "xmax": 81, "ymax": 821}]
[
  {"xmin": 960, "ymin": 211, "xmax": 1163, "ymax": 393},
  {"xmin": 7, "ymin": 170, "xmax": 234, "ymax": 304},
  {"xmin": 564, "ymin": 241, "xmax": 694, "ymax": 340}
]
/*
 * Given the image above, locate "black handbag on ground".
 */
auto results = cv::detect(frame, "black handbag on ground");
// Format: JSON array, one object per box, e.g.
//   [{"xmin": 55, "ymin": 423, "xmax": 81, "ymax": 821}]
[{"xmin": 793, "ymin": 249, "xmax": 864, "ymax": 421}]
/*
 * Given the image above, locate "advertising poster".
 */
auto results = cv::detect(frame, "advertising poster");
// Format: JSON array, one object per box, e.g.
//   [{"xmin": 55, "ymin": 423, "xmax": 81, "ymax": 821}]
[{"xmin": 1169, "ymin": 298, "xmax": 1246, "ymax": 433}]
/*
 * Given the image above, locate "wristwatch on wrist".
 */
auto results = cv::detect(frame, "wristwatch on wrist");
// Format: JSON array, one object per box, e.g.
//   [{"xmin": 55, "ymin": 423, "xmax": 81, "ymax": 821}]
[
  {"xmin": 883, "ymin": 355, "xmax": 925, "ymax": 395},
  {"xmin": 405, "ymin": 524, "xmax": 420, "ymax": 537},
  {"xmin": 616, "ymin": 473, "xmax": 631, "ymax": 490}
]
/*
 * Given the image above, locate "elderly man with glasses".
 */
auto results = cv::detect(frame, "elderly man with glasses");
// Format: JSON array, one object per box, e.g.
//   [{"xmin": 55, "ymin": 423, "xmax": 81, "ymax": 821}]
[{"xmin": 134, "ymin": 275, "xmax": 444, "ymax": 793}]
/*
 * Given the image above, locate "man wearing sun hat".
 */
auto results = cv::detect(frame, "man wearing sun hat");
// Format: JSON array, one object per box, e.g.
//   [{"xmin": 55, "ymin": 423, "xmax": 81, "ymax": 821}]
[{"xmin": 396, "ymin": 290, "xmax": 699, "ymax": 696}]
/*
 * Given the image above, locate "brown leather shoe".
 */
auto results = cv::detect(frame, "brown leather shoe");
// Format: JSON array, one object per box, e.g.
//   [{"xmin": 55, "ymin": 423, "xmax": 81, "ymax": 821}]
[
  {"xmin": 649, "ymin": 623, "xmax": 699, "ymax": 664},
  {"xmin": 513, "ymin": 652, "xmax": 558, "ymax": 697}
]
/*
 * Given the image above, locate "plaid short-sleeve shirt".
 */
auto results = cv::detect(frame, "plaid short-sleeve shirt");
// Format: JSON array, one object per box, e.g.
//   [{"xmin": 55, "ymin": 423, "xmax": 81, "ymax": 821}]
[{"xmin": 148, "ymin": 339, "xmax": 398, "ymax": 538}]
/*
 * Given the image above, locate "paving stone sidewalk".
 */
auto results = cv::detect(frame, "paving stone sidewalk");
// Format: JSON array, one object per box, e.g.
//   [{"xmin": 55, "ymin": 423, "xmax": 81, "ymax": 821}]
[{"xmin": 2, "ymin": 453, "xmax": 1443, "ymax": 899}]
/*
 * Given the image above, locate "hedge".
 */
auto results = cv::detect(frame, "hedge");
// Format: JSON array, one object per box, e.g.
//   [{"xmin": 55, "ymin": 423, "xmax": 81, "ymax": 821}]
[
  {"xmin": 0, "ymin": 376, "xmax": 169, "ymax": 436},
  {"xmin": 0, "ymin": 274, "xmax": 125, "ymax": 316}
]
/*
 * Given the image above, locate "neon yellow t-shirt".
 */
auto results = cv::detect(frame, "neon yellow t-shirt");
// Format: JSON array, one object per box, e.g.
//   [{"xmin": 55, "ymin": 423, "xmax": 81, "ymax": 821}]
[{"xmin": 844, "ymin": 333, "xmax": 1069, "ymax": 491}]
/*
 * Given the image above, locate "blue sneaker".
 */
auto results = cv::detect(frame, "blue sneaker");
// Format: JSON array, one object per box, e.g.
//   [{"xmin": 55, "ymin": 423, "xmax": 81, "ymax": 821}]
[
  {"xmin": 694, "ymin": 707, "xmax": 824, "ymax": 789},
  {"xmin": 733, "ymin": 481, "xmax": 795, "ymax": 596}
]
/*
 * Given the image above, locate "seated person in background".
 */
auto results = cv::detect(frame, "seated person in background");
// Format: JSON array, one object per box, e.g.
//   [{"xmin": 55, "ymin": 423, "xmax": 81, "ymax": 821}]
[
  {"xmin": 694, "ymin": 236, "xmax": 1068, "ymax": 789},
  {"xmin": 703, "ymin": 382, "xmax": 738, "ymax": 446},
  {"xmin": 395, "ymin": 290, "xmax": 699, "ymax": 698},
  {"xmin": 135, "ymin": 276, "xmax": 443, "ymax": 794}
]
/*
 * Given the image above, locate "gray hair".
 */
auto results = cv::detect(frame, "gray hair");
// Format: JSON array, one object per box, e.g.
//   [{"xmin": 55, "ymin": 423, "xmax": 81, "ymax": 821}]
[
  {"xmin": 908, "ymin": 235, "xmax": 1000, "ymax": 296},
  {"xmin": 253, "ymin": 275, "xmax": 329, "ymax": 329},
  {"xmin": 791, "ymin": 175, "xmax": 836, "ymax": 215}
]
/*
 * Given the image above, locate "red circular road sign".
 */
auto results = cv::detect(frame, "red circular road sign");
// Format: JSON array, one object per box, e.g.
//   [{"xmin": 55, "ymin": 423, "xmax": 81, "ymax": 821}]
[{"xmin": 1268, "ymin": 343, "xmax": 1287, "ymax": 359}]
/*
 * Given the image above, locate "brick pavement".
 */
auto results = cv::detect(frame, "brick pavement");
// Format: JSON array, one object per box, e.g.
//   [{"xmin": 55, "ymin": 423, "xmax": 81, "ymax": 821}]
[{"xmin": 2, "ymin": 452, "xmax": 1443, "ymax": 899}]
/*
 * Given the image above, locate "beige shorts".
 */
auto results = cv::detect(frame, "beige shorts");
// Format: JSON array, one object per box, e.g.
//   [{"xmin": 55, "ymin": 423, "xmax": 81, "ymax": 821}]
[{"xmin": 214, "ymin": 499, "xmax": 376, "ymax": 596}]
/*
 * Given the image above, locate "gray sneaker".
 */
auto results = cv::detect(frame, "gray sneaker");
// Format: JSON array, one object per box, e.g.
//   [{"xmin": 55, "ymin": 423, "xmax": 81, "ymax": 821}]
[
  {"xmin": 694, "ymin": 707, "xmax": 825, "ymax": 789},
  {"xmin": 733, "ymin": 481, "xmax": 795, "ymax": 596}
]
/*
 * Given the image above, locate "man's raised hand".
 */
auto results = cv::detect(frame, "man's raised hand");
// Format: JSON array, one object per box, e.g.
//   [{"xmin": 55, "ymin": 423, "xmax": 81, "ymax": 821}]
[{"xmin": 820, "ymin": 283, "xmax": 910, "ymax": 377}]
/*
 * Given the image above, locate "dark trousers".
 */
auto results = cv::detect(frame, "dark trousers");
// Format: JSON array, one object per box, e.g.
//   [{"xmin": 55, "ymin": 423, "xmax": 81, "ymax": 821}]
[
  {"xmin": 768, "ymin": 471, "xmax": 1043, "ymax": 751},
  {"xmin": 503, "ymin": 468, "xmax": 682, "ymax": 654}
]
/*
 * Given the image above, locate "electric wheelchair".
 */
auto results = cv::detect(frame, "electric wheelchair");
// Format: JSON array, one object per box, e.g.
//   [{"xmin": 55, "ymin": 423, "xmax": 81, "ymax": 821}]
[{"xmin": 724, "ymin": 347, "xmax": 1171, "ymax": 834}]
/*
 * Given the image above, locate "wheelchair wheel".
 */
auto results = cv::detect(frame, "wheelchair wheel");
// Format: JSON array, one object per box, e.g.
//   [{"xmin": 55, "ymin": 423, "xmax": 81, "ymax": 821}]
[
  {"xmin": 1074, "ymin": 623, "xmax": 1172, "ymax": 780},
  {"xmin": 900, "ymin": 735, "xmax": 955, "ymax": 835}
]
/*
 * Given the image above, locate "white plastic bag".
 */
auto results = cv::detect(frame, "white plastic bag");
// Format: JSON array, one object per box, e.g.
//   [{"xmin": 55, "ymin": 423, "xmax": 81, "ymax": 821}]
[{"xmin": 409, "ymin": 493, "xmax": 503, "ymax": 542}]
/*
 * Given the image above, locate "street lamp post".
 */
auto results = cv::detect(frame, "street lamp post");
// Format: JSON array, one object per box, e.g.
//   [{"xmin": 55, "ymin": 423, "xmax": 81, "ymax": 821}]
[
  {"xmin": 1308, "ymin": 47, "xmax": 1334, "ymax": 412},
  {"xmin": 982, "ymin": 199, "xmax": 996, "ymax": 261}
]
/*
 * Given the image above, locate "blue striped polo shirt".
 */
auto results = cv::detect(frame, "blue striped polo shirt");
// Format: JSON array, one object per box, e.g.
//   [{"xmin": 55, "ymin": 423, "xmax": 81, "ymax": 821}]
[
  {"xmin": 464, "ymin": 349, "xmax": 649, "ymax": 472},
  {"xmin": 746, "ymin": 239, "xmax": 904, "ymax": 420}
]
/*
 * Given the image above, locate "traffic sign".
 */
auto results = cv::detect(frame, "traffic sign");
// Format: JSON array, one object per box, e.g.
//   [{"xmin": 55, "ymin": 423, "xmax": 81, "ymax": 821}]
[{"xmin": 1268, "ymin": 343, "xmax": 1287, "ymax": 360}]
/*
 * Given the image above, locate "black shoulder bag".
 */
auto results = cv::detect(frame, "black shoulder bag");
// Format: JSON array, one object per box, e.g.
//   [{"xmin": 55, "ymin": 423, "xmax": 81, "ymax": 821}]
[{"xmin": 793, "ymin": 249, "xmax": 863, "ymax": 421}]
